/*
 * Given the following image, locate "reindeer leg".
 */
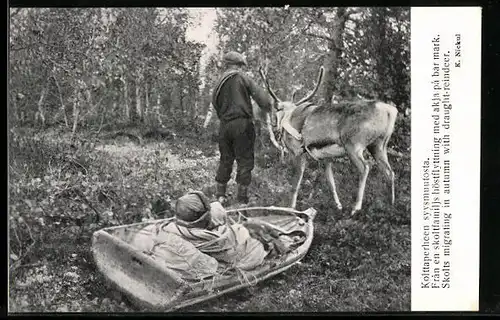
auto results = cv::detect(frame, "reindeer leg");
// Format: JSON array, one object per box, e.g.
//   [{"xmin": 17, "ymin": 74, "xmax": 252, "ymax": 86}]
[
  {"xmin": 290, "ymin": 154, "xmax": 307, "ymax": 209},
  {"xmin": 265, "ymin": 113, "xmax": 281, "ymax": 151},
  {"xmin": 346, "ymin": 145, "xmax": 370, "ymax": 215},
  {"xmin": 389, "ymin": 163, "xmax": 395, "ymax": 205},
  {"xmin": 382, "ymin": 141, "xmax": 396, "ymax": 207},
  {"xmin": 325, "ymin": 161, "xmax": 343, "ymax": 211},
  {"xmin": 368, "ymin": 141, "xmax": 396, "ymax": 205}
]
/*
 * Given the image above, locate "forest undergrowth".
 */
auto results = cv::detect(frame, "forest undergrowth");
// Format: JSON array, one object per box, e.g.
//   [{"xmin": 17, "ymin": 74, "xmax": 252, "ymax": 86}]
[{"xmin": 8, "ymin": 120, "xmax": 411, "ymax": 312}]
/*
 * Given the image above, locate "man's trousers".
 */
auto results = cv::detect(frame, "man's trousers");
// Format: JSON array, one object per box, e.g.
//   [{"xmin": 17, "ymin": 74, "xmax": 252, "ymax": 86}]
[{"xmin": 215, "ymin": 117, "xmax": 255, "ymax": 187}]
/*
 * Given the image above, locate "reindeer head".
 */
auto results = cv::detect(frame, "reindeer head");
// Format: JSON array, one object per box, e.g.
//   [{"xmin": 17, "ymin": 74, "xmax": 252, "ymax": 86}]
[{"xmin": 258, "ymin": 66, "xmax": 324, "ymax": 130}]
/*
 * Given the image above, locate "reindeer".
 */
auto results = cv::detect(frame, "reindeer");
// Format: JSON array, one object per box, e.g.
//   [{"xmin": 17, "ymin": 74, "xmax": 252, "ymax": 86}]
[{"xmin": 259, "ymin": 66, "xmax": 398, "ymax": 215}]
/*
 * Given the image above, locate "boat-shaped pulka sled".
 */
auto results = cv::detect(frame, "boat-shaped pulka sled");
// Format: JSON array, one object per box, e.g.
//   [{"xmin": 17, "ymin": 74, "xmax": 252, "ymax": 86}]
[{"xmin": 91, "ymin": 206, "xmax": 317, "ymax": 312}]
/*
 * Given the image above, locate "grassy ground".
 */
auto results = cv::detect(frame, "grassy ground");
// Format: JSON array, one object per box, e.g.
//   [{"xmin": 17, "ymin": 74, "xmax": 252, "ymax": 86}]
[{"xmin": 8, "ymin": 125, "xmax": 411, "ymax": 313}]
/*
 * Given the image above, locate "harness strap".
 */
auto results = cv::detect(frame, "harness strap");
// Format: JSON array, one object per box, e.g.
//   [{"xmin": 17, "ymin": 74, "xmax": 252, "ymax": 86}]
[
  {"xmin": 278, "ymin": 106, "xmax": 303, "ymax": 142},
  {"xmin": 277, "ymin": 103, "xmax": 322, "ymax": 160},
  {"xmin": 282, "ymin": 121, "xmax": 303, "ymax": 141},
  {"xmin": 212, "ymin": 70, "xmax": 239, "ymax": 110},
  {"xmin": 213, "ymin": 70, "xmax": 255, "ymax": 120}
]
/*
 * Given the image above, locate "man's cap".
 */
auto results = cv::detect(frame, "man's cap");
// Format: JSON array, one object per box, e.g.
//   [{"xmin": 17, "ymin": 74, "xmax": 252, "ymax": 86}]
[{"xmin": 223, "ymin": 51, "xmax": 247, "ymax": 66}]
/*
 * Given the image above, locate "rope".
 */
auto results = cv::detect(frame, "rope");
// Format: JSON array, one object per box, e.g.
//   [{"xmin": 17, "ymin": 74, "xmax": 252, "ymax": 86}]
[{"xmin": 235, "ymin": 266, "xmax": 259, "ymax": 287}]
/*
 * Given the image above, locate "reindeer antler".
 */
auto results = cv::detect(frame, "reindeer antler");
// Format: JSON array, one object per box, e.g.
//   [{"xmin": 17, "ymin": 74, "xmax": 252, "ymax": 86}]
[
  {"xmin": 291, "ymin": 89, "xmax": 299, "ymax": 103},
  {"xmin": 295, "ymin": 66, "xmax": 325, "ymax": 105},
  {"xmin": 259, "ymin": 66, "xmax": 281, "ymax": 102}
]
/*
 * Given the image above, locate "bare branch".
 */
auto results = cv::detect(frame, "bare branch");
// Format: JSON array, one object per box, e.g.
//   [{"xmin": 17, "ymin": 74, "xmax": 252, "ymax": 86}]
[
  {"xmin": 304, "ymin": 31, "xmax": 333, "ymax": 42},
  {"xmin": 96, "ymin": 107, "xmax": 107, "ymax": 137},
  {"xmin": 51, "ymin": 73, "xmax": 69, "ymax": 128},
  {"xmin": 157, "ymin": 13, "xmax": 170, "ymax": 26},
  {"xmin": 12, "ymin": 225, "xmax": 22, "ymax": 256},
  {"xmin": 10, "ymin": 45, "xmax": 29, "ymax": 52},
  {"xmin": 346, "ymin": 8, "xmax": 362, "ymax": 16},
  {"xmin": 346, "ymin": 8, "xmax": 363, "ymax": 23},
  {"xmin": 10, "ymin": 241, "xmax": 36, "ymax": 272},
  {"xmin": 43, "ymin": 57, "xmax": 72, "ymax": 75},
  {"xmin": 388, "ymin": 148, "xmax": 409, "ymax": 159},
  {"xmin": 10, "ymin": 8, "xmax": 22, "ymax": 19},
  {"xmin": 280, "ymin": 20, "xmax": 307, "ymax": 45},
  {"xmin": 10, "ymin": 219, "xmax": 37, "ymax": 272},
  {"xmin": 302, "ymin": 19, "xmax": 315, "ymax": 33}
]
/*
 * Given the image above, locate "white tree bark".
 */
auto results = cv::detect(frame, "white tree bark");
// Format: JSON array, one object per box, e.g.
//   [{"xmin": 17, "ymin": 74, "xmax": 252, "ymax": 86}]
[
  {"xmin": 35, "ymin": 86, "xmax": 48, "ymax": 126},
  {"xmin": 135, "ymin": 77, "xmax": 142, "ymax": 121},
  {"xmin": 71, "ymin": 90, "xmax": 81, "ymax": 142},
  {"xmin": 123, "ymin": 78, "xmax": 130, "ymax": 121}
]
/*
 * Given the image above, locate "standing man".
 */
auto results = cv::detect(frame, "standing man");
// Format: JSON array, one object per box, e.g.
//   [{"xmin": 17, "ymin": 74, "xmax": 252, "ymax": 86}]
[{"xmin": 210, "ymin": 51, "xmax": 274, "ymax": 205}]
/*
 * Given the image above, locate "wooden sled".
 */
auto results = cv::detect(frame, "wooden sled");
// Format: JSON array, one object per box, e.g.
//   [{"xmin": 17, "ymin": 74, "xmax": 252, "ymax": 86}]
[{"xmin": 91, "ymin": 206, "xmax": 317, "ymax": 312}]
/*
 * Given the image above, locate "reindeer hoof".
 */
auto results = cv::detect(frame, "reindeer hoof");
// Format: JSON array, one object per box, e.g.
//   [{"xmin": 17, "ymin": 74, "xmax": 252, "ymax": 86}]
[
  {"xmin": 351, "ymin": 208, "xmax": 361, "ymax": 216},
  {"xmin": 336, "ymin": 204, "xmax": 343, "ymax": 211}
]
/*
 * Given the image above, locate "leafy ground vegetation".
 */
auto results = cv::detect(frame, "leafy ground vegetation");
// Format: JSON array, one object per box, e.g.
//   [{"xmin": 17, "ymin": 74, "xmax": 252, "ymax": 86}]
[{"xmin": 9, "ymin": 116, "xmax": 411, "ymax": 313}]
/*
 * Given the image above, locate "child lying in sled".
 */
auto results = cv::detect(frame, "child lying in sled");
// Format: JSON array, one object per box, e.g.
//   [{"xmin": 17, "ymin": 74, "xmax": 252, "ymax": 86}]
[{"xmin": 131, "ymin": 191, "xmax": 299, "ymax": 282}]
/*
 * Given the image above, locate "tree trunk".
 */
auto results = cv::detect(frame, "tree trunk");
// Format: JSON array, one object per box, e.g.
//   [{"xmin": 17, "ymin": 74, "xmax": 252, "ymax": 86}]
[
  {"xmin": 179, "ymin": 80, "xmax": 185, "ymax": 125},
  {"xmin": 85, "ymin": 88, "xmax": 93, "ymax": 112},
  {"xmin": 145, "ymin": 82, "xmax": 150, "ymax": 122},
  {"xmin": 374, "ymin": 8, "xmax": 388, "ymax": 101},
  {"xmin": 11, "ymin": 93, "xmax": 19, "ymax": 125},
  {"xmin": 179, "ymin": 80, "xmax": 185, "ymax": 116},
  {"xmin": 123, "ymin": 78, "xmax": 130, "ymax": 121},
  {"xmin": 156, "ymin": 90, "xmax": 163, "ymax": 127},
  {"xmin": 166, "ymin": 87, "xmax": 173, "ymax": 118},
  {"xmin": 71, "ymin": 90, "xmax": 81, "ymax": 142},
  {"xmin": 53, "ymin": 75, "xmax": 69, "ymax": 128},
  {"xmin": 193, "ymin": 99, "xmax": 198, "ymax": 124},
  {"xmin": 190, "ymin": 84, "xmax": 197, "ymax": 124},
  {"xmin": 96, "ymin": 100, "xmax": 109, "ymax": 136},
  {"xmin": 320, "ymin": 8, "xmax": 348, "ymax": 104},
  {"xmin": 35, "ymin": 86, "xmax": 48, "ymax": 127},
  {"xmin": 135, "ymin": 77, "xmax": 142, "ymax": 123}
]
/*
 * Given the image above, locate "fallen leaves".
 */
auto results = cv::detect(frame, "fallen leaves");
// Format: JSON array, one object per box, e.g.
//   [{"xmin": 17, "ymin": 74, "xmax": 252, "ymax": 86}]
[
  {"xmin": 9, "ymin": 132, "xmax": 224, "ymax": 311},
  {"xmin": 56, "ymin": 304, "xmax": 69, "ymax": 312},
  {"xmin": 9, "ymin": 127, "xmax": 411, "ymax": 312}
]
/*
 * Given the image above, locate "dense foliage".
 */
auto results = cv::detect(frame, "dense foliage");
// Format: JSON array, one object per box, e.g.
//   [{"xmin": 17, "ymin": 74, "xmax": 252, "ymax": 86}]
[
  {"xmin": 211, "ymin": 7, "xmax": 409, "ymax": 108},
  {"xmin": 10, "ymin": 8, "xmax": 204, "ymax": 133},
  {"xmin": 10, "ymin": 7, "xmax": 410, "ymax": 133}
]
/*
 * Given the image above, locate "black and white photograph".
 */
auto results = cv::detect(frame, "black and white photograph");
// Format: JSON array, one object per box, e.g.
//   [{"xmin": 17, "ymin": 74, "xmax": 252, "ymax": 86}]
[{"xmin": 9, "ymin": 6, "xmax": 414, "ymax": 313}]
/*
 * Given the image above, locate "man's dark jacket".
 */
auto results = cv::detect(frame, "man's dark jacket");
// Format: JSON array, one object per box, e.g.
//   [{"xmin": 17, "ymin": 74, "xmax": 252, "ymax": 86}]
[{"xmin": 211, "ymin": 70, "xmax": 273, "ymax": 123}]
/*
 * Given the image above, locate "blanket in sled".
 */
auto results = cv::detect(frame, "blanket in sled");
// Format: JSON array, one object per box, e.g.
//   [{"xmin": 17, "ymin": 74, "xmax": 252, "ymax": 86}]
[{"xmin": 92, "ymin": 205, "xmax": 317, "ymax": 311}]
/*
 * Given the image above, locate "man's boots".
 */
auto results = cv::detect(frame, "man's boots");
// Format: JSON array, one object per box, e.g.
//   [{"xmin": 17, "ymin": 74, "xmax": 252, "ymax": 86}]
[
  {"xmin": 237, "ymin": 184, "xmax": 249, "ymax": 205},
  {"xmin": 216, "ymin": 183, "xmax": 227, "ymax": 204}
]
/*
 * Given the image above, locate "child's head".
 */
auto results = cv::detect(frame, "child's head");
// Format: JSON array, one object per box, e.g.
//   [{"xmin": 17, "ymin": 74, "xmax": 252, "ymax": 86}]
[{"xmin": 175, "ymin": 191, "xmax": 211, "ymax": 228}]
